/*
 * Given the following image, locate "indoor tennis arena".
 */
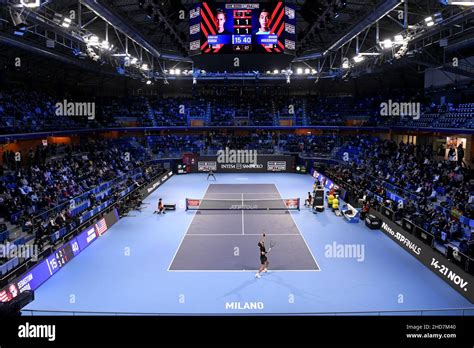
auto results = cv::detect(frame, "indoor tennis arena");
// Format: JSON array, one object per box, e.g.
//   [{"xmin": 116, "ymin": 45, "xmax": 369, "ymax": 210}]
[{"xmin": 0, "ymin": 0, "xmax": 473, "ymax": 345}]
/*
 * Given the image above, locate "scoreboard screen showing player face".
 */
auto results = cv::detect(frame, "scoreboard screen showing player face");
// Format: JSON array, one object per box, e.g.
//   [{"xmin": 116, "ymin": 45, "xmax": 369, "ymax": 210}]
[{"xmin": 189, "ymin": 2, "xmax": 296, "ymax": 55}]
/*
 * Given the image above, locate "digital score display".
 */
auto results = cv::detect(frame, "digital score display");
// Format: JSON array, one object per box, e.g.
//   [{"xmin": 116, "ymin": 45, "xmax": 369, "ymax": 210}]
[{"xmin": 189, "ymin": 2, "xmax": 296, "ymax": 55}]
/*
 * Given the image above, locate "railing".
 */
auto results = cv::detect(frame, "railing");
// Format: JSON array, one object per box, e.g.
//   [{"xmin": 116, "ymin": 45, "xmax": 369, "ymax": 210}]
[
  {"xmin": 21, "ymin": 307, "xmax": 474, "ymax": 316},
  {"xmin": 0, "ymin": 164, "xmax": 168, "ymax": 287},
  {"xmin": 321, "ymin": 168, "xmax": 474, "ymax": 275}
]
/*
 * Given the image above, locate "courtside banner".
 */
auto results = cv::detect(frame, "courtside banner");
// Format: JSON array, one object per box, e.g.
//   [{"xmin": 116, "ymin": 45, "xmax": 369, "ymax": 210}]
[
  {"xmin": 140, "ymin": 170, "xmax": 173, "ymax": 198},
  {"xmin": 284, "ymin": 198, "xmax": 299, "ymax": 209},
  {"xmin": 371, "ymin": 209, "xmax": 474, "ymax": 303},
  {"xmin": 191, "ymin": 155, "xmax": 295, "ymax": 173}
]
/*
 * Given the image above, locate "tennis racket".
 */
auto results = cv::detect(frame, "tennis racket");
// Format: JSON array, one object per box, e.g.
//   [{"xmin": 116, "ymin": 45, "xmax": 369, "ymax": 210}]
[{"xmin": 267, "ymin": 240, "xmax": 276, "ymax": 253}]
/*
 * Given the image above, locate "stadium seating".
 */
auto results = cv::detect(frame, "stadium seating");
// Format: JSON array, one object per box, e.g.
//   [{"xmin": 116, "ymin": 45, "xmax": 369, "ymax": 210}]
[{"xmin": 1, "ymin": 89, "xmax": 474, "ymax": 131}]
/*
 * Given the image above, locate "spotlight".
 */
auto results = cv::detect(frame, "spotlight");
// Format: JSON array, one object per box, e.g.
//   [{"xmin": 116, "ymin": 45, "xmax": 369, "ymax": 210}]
[
  {"xmin": 175, "ymin": 69, "xmax": 181, "ymax": 75},
  {"xmin": 85, "ymin": 35, "xmax": 99, "ymax": 46},
  {"xmin": 170, "ymin": 69, "xmax": 175, "ymax": 75},
  {"xmin": 62, "ymin": 18, "xmax": 71, "ymax": 28},
  {"xmin": 424, "ymin": 16, "xmax": 435, "ymax": 26},
  {"xmin": 342, "ymin": 60, "xmax": 350, "ymax": 69},
  {"xmin": 449, "ymin": 1, "xmax": 474, "ymax": 4},
  {"xmin": 353, "ymin": 54, "xmax": 364, "ymax": 63},
  {"xmin": 297, "ymin": 68, "xmax": 303, "ymax": 74},
  {"xmin": 20, "ymin": 0, "xmax": 40, "ymax": 8},
  {"xmin": 381, "ymin": 39, "xmax": 393, "ymax": 49},
  {"xmin": 273, "ymin": 69, "xmax": 279, "ymax": 74},
  {"xmin": 304, "ymin": 68, "xmax": 310, "ymax": 74},
  {"xmin": 141, "ymin": 64, "xmax": 149, "ymax": 71},
  {"xmin": 394, "ymin": 35, "xmax": 404, "ymax": 44},
  {"xmin": 146, "ymin": 80, "xmax": 152, "ymax": 85},
  {"xmin": 100, "ymin": 40, "xmax": 111, "ymax": 50}
]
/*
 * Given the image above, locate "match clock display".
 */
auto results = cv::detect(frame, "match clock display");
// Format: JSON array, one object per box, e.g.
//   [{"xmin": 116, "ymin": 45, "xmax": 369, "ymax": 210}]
[{"xmin": 189, "ymin": 2, "xmax": 296, "ymax": 55}]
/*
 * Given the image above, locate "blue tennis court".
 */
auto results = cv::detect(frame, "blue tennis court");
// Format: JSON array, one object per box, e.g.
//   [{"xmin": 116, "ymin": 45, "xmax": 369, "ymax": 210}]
[{"xmin": 22, "ymin": 173, "xmax": 474, "ymax": 315}]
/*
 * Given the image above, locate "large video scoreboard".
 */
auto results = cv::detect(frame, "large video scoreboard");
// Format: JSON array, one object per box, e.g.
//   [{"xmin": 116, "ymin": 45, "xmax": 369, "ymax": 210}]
[{"xmin": 189, "ymin": 2, "xmax": 296, "ymax": 55}]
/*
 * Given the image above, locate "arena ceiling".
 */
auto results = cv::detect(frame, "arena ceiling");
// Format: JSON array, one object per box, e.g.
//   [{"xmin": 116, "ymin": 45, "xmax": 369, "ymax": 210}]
[
  {"xmin": 39, "ymin": 0, "xmax": 468, "ymax": 58},
  {"xmin": 1, "ymin": 0, "xmax": 474, "ymax": 83}
]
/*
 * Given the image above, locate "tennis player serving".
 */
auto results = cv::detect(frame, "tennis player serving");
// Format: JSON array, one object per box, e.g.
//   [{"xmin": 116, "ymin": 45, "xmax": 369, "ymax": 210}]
[{"xmin": 255, "ymin": 232, "xmax": 270, "ymax": 278}]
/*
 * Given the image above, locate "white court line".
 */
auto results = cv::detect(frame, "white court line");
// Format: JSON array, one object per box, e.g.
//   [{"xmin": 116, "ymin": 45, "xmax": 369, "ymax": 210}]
[
  {"xmin": 185, "ymin": 234, "xmax": 299, "ymax": 236},
  {"xmin": 168, "ymin": 269, "xmax": 320, "ymax": 273},
  {"xmin": 274, "ymin": 183, "xmax": 322, "ymax": 272},
  {"xmin": 204, "ymin": 192, "xmax": 281, "ymax": 195},
  {"xmin": 167, "ymin": 182, "xmax": 210, "ymax": 271},
  {"xmin": 241, "ymin": 193, "xmax": 244, "ymax": 235}
]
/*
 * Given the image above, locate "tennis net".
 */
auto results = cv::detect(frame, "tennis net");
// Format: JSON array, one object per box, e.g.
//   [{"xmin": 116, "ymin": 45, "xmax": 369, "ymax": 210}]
[{"xmin": 185, "ymin": 198, "xmax": 300, "ymax": 211}]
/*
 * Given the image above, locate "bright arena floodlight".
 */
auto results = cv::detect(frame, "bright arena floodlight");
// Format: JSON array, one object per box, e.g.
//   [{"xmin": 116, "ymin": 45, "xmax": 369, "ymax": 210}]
[
  {"xmin": 20, "ymin": 0, "xmax": 41, "ymax": 8},
  {"xmin": 297, "ymin": 68, "xmax": 303, "ymax": 74},
  {"xmin": 394, "ymin": 35, "xmax": 404, "ymax": 44},
  {"xmin": 62, "ymin": 18, "xmax": 71, "ymax": 28},
  {"xmin": 101, "ymin": 41, "xmax": 110, "ymax": 50},
  {"xmin": 353, "ymin": 54, "xmax": 364, "ymax": 63},
  {"xmin": 425, "ymin": 16, "xmax": 435, "ymax": 26},
  {"xmin": 381, "ymin": 39, "xmax": 393, "ymax": 49},
  {"xmin": 448, "ymin": 0, "xmax": 474, "ymax": 5}
]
